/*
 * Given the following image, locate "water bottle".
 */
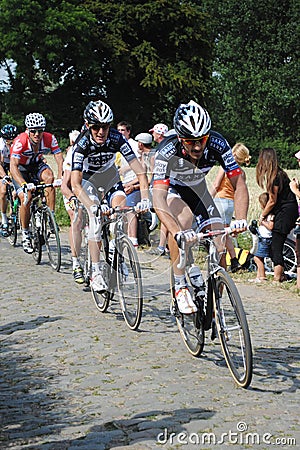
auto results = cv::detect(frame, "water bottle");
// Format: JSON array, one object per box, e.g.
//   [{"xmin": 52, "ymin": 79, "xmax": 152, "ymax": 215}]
[
  {"xmin": 188, "ymin": 265, "xmax": 205, "ymax": 296},
  {"xmin": 13, "ymin": 199, "xmax": 19, "ymax": 213},
  {"xmin": 108, "ymin": 239, "xmax": 115, "ymax": 264}
]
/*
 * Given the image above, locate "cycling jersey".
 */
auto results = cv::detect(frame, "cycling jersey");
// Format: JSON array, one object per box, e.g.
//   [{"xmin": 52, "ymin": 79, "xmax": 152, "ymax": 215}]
[
  {"xmin": 153, "ymin": 131, "xmax": 241, "ymax": 188},
  {"xmin": 72, "ymin": 127, "xmax": 136, "ymax": 176},
  {"xmin": 0, "ymin": 137, "xmax": 10, "ymax": 166},
  {"xmin": 10, "ymin": 132, "xmax": 61, "ymax": 166}
]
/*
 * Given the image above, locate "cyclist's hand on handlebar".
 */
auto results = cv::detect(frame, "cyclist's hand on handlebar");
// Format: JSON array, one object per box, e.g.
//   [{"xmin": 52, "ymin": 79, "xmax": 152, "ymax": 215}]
[
  {"xmin": 136, "ymin": 198, "xmax": 152, "ymax": 212},
  {"xmin": 2, "ymin": 175, "xmax": 11, "ymax": 185},
  {"xmin": 230, "ymin": 219, "xmax": 248, "ymax": 234},
  {"xmin": 100, "ymin": 204, "xmax": 111, "ymax": 215},
  {"xmin": 22, "ymin": 182, "xmax": 35, "ymax": 194},
  {"xmin": 174, "ymin": 229, "xmax": 197, "ymax": 248},
  {"xmin": 53, "ymin": 178, "xmax": 62, "ymax": 187},
  {"xmin": 67, "ymin": 195, "xmax": 78, "ymax": 211}
]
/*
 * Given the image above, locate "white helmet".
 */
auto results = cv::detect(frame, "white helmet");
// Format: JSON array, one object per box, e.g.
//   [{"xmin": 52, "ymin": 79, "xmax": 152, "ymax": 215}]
[
  {"xmin": 25, "ymin": 113, "xmax": 46, "ymax": 129},
  {"xmin": 173, "ymin": 100, "xmax": 211, "ymax": 138},
  {"xmin": 83, "ymin": 100, "xmax": 113, "ymax": 125}
]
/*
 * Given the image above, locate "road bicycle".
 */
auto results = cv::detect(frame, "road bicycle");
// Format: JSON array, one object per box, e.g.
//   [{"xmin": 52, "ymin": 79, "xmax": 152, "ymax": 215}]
[
  {"xmin": 27, "ymin": 183, "xmax": 61, "ymax": 271},
  {"xmin": 80, "ymin": 201, "xmax": 143, "ymax": 331},
  {"xmin": 4, "ymin": 181, "xmax": 20, "ymax": 246},
  {"xmin": 170, "ymin": 228, "xmax": 253, "ymax": 389}
]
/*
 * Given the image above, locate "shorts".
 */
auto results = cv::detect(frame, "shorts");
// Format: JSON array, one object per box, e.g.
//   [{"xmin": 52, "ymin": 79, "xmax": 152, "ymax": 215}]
[
  {"xmin": 82, "ymin": 178, "xmax": 126, "ymax": 207},
  {"xmin": 12, "ymin": 161, "xmax": 51, "ymax": 195},
  {"xmin": 126, "ymin": 190, "xmax": 141, "ymax": 207},
  {"xmin": 168, "ymin": 184, "xmax": 222, "ymax": 231},
  {"xmin": 213, "ymin": 197, "xmax": 234, "ymax": 225},
  {"xmin": 254, "ymin": 237, "xmax": 272, "ymax": 258}
]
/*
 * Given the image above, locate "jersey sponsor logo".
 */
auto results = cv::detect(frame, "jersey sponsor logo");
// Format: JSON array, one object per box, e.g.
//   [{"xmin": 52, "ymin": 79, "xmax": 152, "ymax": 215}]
[
  {"xmin": 120, "ymin": 142, "xmax": 132, "ymax": 156},
  {"xmin": 222, "ymin": 149, "xmax": 235, "ymax": 165},
  {"xmin": 207, "ymin": 204, "xmax": 215, "ymax": 216},
  {"xmin": 160, "ymin": 142, "xmax": 176, "ymax": 159},
  {"xmin": 77, "ymin": 137, "xmax": 88, "ymax": 150},
  {"xmin": 210, "ymin": 135, "xmax": 227, "ymax": 153},
  {"xmin": 73, "ymin": 152, "xmax": 84, "ymax": 163},
  {"xmin": 153, "ymin": 160, "xmax": 168, "ymax": 178}
]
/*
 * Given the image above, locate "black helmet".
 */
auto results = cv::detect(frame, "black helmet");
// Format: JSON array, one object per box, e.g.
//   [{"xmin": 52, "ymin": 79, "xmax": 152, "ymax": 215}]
[{"xmin": 1, "ymin": 123, "xmax": 18, "ymax": 140}]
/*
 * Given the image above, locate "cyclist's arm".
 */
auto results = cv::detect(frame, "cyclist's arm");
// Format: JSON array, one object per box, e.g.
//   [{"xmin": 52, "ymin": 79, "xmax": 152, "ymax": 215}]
[
  {"xmin": 61, "ymin": 169, "xmax": 74, "ymax": 199},
  {"xmin": 71, "ymin": 170, "xmax": 94, "ymax": 209},
  {"xmin": 0, "ymin": 161, "xmax": 6, "ymax": 178},
  {"xmin": 210, "ymin": 167, "xmax": 225, "ymax": 198},
  {"xmin": 9, "ymin": 157, "xmax": 26, "ymax": 186},
  {"xmin": 152, "ymin": 181, "xmax": 180, "ymax": 237},
  {"xmin": 128, "ymin": 158, "xmax": 149, "ymax": 200},
  {"xmin": 228, "ymin": 172, "xmax": 249, "ymax": 220},
  {"xmin": 54, "ymin": 152, "xmax": 64, "ymax": 179}
]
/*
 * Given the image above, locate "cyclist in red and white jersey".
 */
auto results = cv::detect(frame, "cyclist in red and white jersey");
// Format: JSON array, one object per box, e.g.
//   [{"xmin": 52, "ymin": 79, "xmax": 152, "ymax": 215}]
[
  {"xmin": 152, "ymin": 100, "xmax": 249, "ymax": 314},
  {"xmin": 10, "ymin": 113, "xmax": 63, "ymax": 253}
]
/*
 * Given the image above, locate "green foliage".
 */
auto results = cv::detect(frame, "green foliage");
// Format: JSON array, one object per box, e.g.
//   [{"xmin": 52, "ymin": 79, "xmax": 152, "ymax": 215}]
[{"xmin": 55, "ymin": 189, "xmax": 70, "ymax": 227}]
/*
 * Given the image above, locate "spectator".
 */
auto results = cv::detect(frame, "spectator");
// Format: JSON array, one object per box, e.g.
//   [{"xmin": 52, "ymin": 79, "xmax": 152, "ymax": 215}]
[
  {"xmin": 117, "ymin": 121, "xmax": 139, "ymax": 179},
  {"xmin": 211, "ymin": 142, "xmax": 251, "ymax": 272},
  {"xmin": 256, "ymin": 148, "xmax": 298, "ymax": 282},
  {"xmin": 249, "ymin": 192, "xmax": 274, "ymax": 283},
  {"xmin": 148, "ymin": 123, "xmax": 170, "ymax": 256},
  {"xmin": 289, "ymin": 150, "xmax": 300, "ymax": 289},
  {"xmin": 61, "ymin": 130, "xmax": 85, "ymax": 284}
]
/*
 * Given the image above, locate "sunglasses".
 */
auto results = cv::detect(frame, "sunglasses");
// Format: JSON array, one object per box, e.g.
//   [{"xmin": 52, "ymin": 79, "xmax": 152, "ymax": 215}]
[
  {"xmin": 29, "ymin": 128, "xmax": 44, "ymax": 135},
  {"xmin": 181, "ymin": 135, "xmax": 209, "ymax": 146},
  {"xmin": 90, "ymin": 124, "xmax": 110, "ymax": 132}
]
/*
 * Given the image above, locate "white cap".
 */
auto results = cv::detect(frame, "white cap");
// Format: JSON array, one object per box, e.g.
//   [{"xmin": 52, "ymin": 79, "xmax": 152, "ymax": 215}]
[{"xmin": 135, "ymin": 133, "xmax": 153, "ymax": 144}]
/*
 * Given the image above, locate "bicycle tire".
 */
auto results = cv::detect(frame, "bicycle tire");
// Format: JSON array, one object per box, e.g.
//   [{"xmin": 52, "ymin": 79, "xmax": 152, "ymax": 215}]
[
  {"xmin": 283, "ymin": 239, "xmax": 297, "ymax": 273},
  {"xmin": 91, "ymin": 224, "xmax": 113, "ymax": 313},
  {"xmin": 43, "ymin": 208, "xmax": 61, "ymax": 271},
  {"xmin": 117, "ymin": 234, "xmax": 143, "ymax": 331},
  {"xmin": 170, "ymin": 267, "xmax": 204, "ymax": 357},
  {"xmin": 7, "ymin": 214, "xmax": 18, "ymax": 246},
  {"xmin": 213, "ymin": 269, "xmax": 253, "ymax": 389},
  {"xmin": 30, "ymin": 212, "xmax": 42, "ymax": 265}
]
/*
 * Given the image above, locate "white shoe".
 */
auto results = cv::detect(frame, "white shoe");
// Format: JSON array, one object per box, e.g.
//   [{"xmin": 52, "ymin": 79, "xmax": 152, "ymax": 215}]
[
  {"xmin": 175, "ymin": 287, "xmax": 197, "ymax": 314},
  {"xmin": 22, "ymin": 237, "xmax": 34, "ymax": 254},
  {"xmin": 91, "ymin": 273, "xmax": 108, "ymax": 292}
]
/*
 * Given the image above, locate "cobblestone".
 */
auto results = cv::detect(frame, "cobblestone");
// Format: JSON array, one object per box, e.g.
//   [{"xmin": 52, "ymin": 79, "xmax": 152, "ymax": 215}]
[{"xmin": 0, "ymin": 232, "xmax": 299, "ymax": 449}]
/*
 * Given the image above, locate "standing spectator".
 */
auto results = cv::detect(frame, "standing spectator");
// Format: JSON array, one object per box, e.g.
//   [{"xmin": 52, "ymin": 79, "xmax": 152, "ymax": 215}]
[
  {"xmin": 10, "ymin": 113, "xmax": 63, "ymax": 253},
  {"xmin": 211, "ymin": 143, "xmax": 251, "ymax": 272},
  {"xmin": 249, "ymin": 192, "xmax": 274, "ymax": 283},
  {"xmin": 116, "ymin": 121, "xmax": 139, "ymax": 179},
  {"xmin": 61, "ymin": 130, "xmax": 85, "ymax": 284},
  {"xmin": 289, "ymin": 150, "xmax": 300, "ymax": 289},
  {"xmin": 148, "ymin": 123, "xmax": 170, "ymax": 256},
  {"xmin": 0, "ymin": 124, "xmax": 18, "ymax": 236},
  {"xmin": 256, "ymin": 148, "xmax": 298, "ymax": 282}
]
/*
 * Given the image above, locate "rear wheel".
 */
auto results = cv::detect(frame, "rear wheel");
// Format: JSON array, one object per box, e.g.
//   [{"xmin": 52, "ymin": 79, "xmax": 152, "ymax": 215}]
[
  {"xmin": 170, "ymin": 267, "xmax": 204, "ymax": 357},
  {"xmin": 213, "ymin": 269, "xmax": 252, "ymax": 389},
  {"xmin": 43, "ymin": 208, "xmax": 61, "ymax": 271},
  {"xmin": 117, "ymin": 235, "xmax": 143, "ymax": 331},
  {"xmin": 7, "ymin": 214, "xmax": 18, "ymax": 246},
  {"xmin": 283, "ymin": 239, "xmax": 297, "ymax": 273}
]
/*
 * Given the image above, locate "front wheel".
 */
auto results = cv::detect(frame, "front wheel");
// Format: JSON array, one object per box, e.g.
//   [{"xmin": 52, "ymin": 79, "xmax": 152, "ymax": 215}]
[
  {"xmin": 170, "ymin": 267, "xmax": 204, "ymax": 357},
  {"xmin": 43, "ymin": 208, "xmax": 61, "ymax": 271},
  {"xmin": 213, "ymin": 269, "xmax": 253, "ymax": 389},
  {"xmin": 116, "ymin": 235, "xmax": 143, "ymax": 331},
  {"xmin": 30, "ymin": 212, "xmax": 42, "ymax": 265},
  {"xmin": 7, "ymin": 214, "xmax": 18, "ymax": 246}
]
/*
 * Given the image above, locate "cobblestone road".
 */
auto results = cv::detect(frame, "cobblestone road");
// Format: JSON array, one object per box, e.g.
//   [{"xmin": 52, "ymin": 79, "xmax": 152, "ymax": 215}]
[{"xmin": 0, "ymin": 232, "xmax": 299, "ymax": 449}]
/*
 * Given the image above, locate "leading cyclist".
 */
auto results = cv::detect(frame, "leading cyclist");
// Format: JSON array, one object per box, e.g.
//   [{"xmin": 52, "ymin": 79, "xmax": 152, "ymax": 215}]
[
  {"xmin": 71, "ymin": 100, "xmax": 150, "ymax": 293},
  {"xmin": 152, "ymin": 100, "xmax": 249, "ymax": 314}
]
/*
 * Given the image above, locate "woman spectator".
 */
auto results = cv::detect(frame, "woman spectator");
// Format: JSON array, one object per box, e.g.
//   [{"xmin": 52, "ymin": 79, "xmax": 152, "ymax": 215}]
[
  {"xmin": 256, "ymin": 148, "xmax": 298, "ymax": 282},
  {"xmin": 211, "ymin": 142, "xmax": 251, "ymax": 272},
  {"xmin": 289, "ymin": 150, "xmax": 300, "ymax": 290}
]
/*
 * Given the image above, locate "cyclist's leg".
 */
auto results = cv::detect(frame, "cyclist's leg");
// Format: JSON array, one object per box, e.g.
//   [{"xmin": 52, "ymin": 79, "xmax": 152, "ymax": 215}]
[
  {"xmin": 0, "ymin": 182, "xmax": 8, "ymax": 234},
  {"xmin": 12, "ymin": 169, "xmax": 34, "ymax": 253},
  {"xmin": 37, "ymin": 162, "xmax": 55, "ymax": 211}
]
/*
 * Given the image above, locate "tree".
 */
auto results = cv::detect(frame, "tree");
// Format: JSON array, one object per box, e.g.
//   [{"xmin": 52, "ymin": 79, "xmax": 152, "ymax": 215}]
[{"xmin": 206, "ymin": 0, "xmax": 300, "ymax": 156}]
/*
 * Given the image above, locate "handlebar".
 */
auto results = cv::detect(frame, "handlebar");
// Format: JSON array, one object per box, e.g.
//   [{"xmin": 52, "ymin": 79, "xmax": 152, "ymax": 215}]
[
  {"xmin": 177, "ymin": 227, "xmax": 232, "ymax": 270},
  {"xmin": 23, "ymin": 180, "xmax": 61, "ymax": 206}
]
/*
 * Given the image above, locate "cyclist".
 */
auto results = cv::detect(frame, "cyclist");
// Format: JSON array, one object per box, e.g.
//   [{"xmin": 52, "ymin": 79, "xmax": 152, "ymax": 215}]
[
  {"xmin": 152, "ymin": 100, "xmax": 249, "ymax": 314},
  {"xmin": 71, "ymin": 100, "xmax": 150, "ymax": 293},
  {"xmin": 10, "ymin": 113, "xmax": 64, "ymax": 253},
  {"xmin": 0, "ymin": 124, "xmax": 18, "ymax": 236}
]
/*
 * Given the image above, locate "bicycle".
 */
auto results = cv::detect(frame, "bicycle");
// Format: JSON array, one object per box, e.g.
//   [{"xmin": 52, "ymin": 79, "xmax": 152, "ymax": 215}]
[
  {"xmin": 80, "ymin": 201, "xmax": 143, "ymax": 331},
  {"xmin": 170, "ymin": 228, "xmax": 253, "ymax": 389},
  {"xmin": 27, "ymin": 183, "xmax": 61, "ymax": 271},
  {"xmin": 4, "ymin": 181, "xmax": 20, "ymax": 246}
]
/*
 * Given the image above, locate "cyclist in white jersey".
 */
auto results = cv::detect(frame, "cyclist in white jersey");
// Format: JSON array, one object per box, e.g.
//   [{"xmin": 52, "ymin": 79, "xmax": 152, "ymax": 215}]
[{"xmin": 71, "ymin": 100, "xmax": 150, "ymax": 293}]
